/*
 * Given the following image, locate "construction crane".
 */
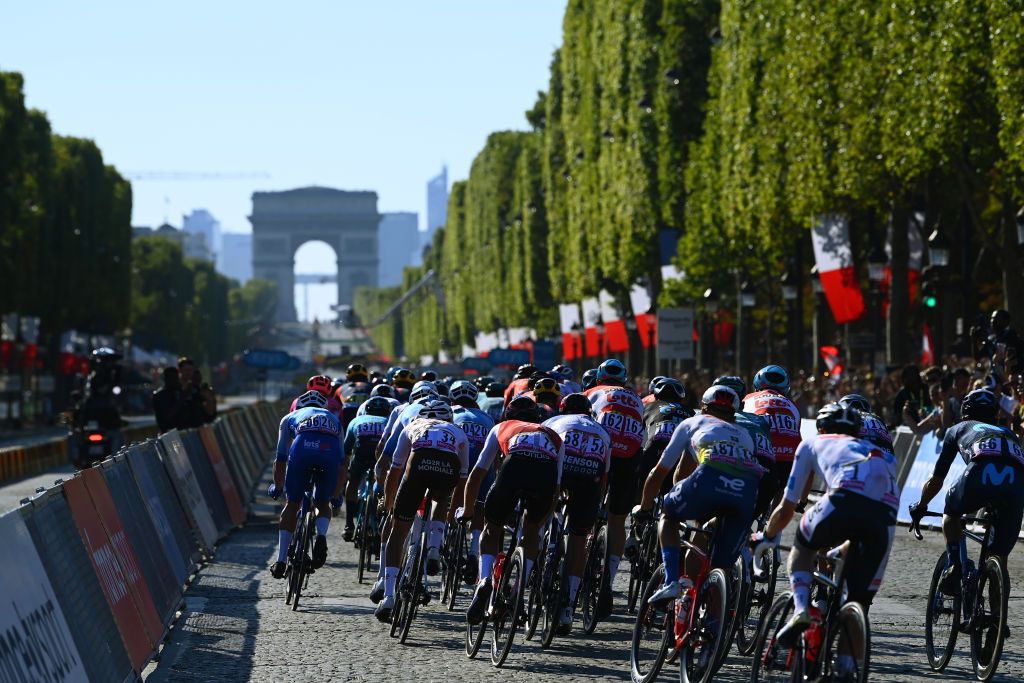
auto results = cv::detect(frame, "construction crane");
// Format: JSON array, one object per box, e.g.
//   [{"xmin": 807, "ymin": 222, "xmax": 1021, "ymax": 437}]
[{"xmin": 125, "ymin": 171, "xmax": 271, "ymax": 181}]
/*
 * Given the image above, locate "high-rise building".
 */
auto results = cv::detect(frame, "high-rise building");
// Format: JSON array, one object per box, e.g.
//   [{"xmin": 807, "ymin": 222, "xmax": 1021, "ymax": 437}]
[
  {"xmin": 378, "ymin": 212, "xmax": 419, "ymax": 287},
  {"xmin": 424, "ymin": 165, "xmax": 448, "ymax": 251},
  {"xmin": 183, "ymin": 209, "xmax": 222, "ymax": 258},
  {"xmin": 135, "ymin": 223, "xmax": 213, "ymax": 261},
  {"xmin": 219, "ymin": 232, "xmax": 253, "ymax": 284}
]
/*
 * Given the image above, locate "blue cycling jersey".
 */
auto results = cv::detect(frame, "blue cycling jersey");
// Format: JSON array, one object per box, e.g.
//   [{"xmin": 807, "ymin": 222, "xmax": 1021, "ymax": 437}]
[
  {"xmin": 344, "ymin": 414, "xmax": 388, "ymax": 457},
  {"xmin": 276, "ymin": 406, "xmax": 342, "ymax": 463},
  {"xmin": 453, "ymin": 405, "xmax": 495, "ymax": 461}
]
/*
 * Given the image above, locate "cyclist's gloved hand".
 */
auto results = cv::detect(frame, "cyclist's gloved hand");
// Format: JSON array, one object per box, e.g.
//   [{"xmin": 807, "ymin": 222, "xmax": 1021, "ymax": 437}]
[
  {"xmin": 908, "ymin": 501, "xmax": 925, "ymax": 523},
  {"xmin": 750, "ymin": 531, "xmax": 780, "ymax": 547},
  {"xmin": 267, "ymin": 483, "xmax": 281, "ymax": 500},
  {"xmin": 630, "ymin": 504, "xmax": 653, "ymax": 523}
]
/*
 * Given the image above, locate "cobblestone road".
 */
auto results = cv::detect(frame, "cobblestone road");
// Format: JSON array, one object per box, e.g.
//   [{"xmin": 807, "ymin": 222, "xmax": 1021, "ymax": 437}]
[{"xmin": 146, "ymin": 477, "xmax": 1024, "ymax": 682}]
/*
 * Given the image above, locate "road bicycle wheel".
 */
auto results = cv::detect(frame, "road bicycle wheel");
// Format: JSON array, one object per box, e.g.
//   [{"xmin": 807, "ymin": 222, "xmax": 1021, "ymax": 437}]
[
  {"xmin": 627, "ymin": 524, "xmax": 654, "ymax": 614},
  {"xmin": 291, "ymin": 512, "xmax": 315, "ymax": 611},
  {"xmin": 491, "ymin": 547, "xmax": 527, "ymax": 667},
  {"xmin": 711, "ymin": 554, "xmax": 745, "ymax": 675},
  {"xmin": 630, "ymin": 564, "xmax": 673, "ymax": 683},
  {"xmin": 750, "ymin": 592, "xmax": 796, "ymax": 683},
  {"xmin": 390, "ymin": 541, "xmax": 412, "ymax": 638},
  {"xmin": 826, "ymin": 601, "xmax": 870, "ymax": 683},
  {"xmin": 736, "ymin": 544, "xmax": 779, "ymax": 656},
  {"xmin": 540, "ymin": 562, "xmax": 566, "ymax": 649},
  {"xmin": 356, "ymin": 491, "xmax": 374, "ymax": 584},
  {"xmin": 925, "ymin": 551, "xmax": 961, "ymax": 671},
  {"xmin": 527, "ymin": 524, "xmax": 556, "ymax": 640},
  {"xmin": 581, "ymin": 525, "xmax": 607, "ymax": 635},
  {"xmin": 680, "ymin": 568, "xmax": 728, "ymax": 683},
  {"xmin": 440, "ymin": 523, "xmax": 459, "ymax": 608},
  {"xmin": 399, "ymin": 525, "xmax": 428, "ymax": 644},
  {"xmin": 466, "ymin": 608, "xmax": 489, "ymax": 658},
  {"xmin": 970, "ymin": 556, "xmax": 1009, "ymax": 682}
]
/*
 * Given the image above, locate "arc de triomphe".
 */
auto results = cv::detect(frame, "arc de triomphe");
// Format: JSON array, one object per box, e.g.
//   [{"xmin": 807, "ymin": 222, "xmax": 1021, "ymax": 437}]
[{"xmin": 249, "ymin": 187, "xmax": 381, "ymax": 323}]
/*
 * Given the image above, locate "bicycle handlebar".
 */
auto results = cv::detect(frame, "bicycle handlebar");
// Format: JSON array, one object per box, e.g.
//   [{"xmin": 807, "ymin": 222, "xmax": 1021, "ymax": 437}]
[{"xmin": 909, "ymin": 510, "xmax": 942, "ymax": 540}]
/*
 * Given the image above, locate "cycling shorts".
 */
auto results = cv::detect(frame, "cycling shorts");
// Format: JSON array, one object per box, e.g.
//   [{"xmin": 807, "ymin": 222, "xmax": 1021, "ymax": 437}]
[
  {"xmin": 796, "ymin": 490, "xmax": 896, "ymax": 607},
  {"xmin": 484, "ymin": 455, "xmax": 558, "ymax": 527},
  {"xmin": 476, "ymin": 465, "xmax": 497, "ymax": 505},
  {"xmin": 636, "ymin": 443, "xmax": 673, "ymax": 500},
  {"xmin": 662, "ymin": 464, "xmax": 759, "ymax": 569},
  {"xmin": 773, "ymin": 459, "xmax": 793, "ymax": 494},
  {"xmin": 393, "ymin": 448, "xmax": 462, "ymax": 522},
  {"xmin": 285, "ymin": 442, "xmax": 343, "ymax": 503},
  {"xmin": 560, "ymin": 473, "xmax": 602, "ymax": 536},
  {"xmin": 347, "ymin": 447, "xmax": 375, "ymax": 488},
  {"xmin": 608, "ymin": 454, "xmax": 639, "ymax": 516},
  {"xmin": 754, "ymin": 455, "xmax": 780, "ymax": 519},
  {"xmin": 945, "ymin": 460, "xmax": 1024, "ymax": 557}
]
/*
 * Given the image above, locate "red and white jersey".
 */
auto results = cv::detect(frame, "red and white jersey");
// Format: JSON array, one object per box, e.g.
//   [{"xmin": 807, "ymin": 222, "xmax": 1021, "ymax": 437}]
[
  {"xmin": 475, "ymin": 420, "xmax": 564, "ymax": 468},
  {"xmin": 503, "ymin": 378, "xmax": 531, "ymax": 407},
  {"xmin": 742, "ymin": 390, "xmax": 802, "ymax": 462},
  {"xmin": 585, "ymin": 384, "xmax": 645, "ymax": 459}
]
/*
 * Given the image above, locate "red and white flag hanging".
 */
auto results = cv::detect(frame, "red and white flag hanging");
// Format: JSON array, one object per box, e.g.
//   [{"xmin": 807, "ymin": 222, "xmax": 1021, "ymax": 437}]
[
  {"xmin": 921, "ymin": 323, "xmax": 935, "ymax": 366},
  {"xmin": 581, "ymin": 297, "xmax": 601, "ymax": 357},
  {"xmin": 558, "ymin": 304, "xmax": 581, "ymax": 361},
  {"xmin": 811, "ymin": 214, "xmax": 865, "ymax": 324}
]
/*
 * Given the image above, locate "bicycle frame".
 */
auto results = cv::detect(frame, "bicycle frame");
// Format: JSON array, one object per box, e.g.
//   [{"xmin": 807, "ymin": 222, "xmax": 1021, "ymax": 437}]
[{"xmin": 672, "ymin": 523, "xmax": 715, "ymax": 650}]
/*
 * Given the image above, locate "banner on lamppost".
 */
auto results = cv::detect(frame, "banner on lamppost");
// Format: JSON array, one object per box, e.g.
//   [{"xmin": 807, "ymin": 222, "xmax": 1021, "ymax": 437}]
[
  {"xmin": 811, "ymin": 214, "xmax": 865, "ymax": 324},
  {"xmin": 657, "ymin": 308, "xmax": 694, "ymax": 361}
]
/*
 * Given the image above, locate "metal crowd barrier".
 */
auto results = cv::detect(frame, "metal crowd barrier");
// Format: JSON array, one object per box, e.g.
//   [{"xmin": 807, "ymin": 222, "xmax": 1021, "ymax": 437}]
[{"xmin": 0, "ymin": 400, "xmax": 286, "ymax": 682}]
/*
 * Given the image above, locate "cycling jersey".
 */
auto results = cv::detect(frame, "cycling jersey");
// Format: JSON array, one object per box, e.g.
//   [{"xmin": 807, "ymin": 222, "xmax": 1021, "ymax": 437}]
[
  {"xmin": 276, "ymin": 406, "xmax": 343, "ymax": 462},
  {"xmin": 344, "ymin": 413, "xmax": 387, "ymax": 489},
  {"xmin": 475, "ymin": 421, "xmax": 564, "ymax": 481},
  {"xmin": 542, "ymin": 414, "xmax": 611, "ymax": 481},
  {"xmin": 289, "ymin": 393, "xmax": 344, "ymax": 422},
  {"xmin": 380, "ymin": 402, "xmax": 426, "ymax": 460},
  {"xmin": 503, "ymin": 378, "xmax": 531, "ymax": 406},
  {"xmin": 478, "ymin": 421, "xmax": 565, "ymax": 526},
  {"xmin": 559, "ymin": 380, "xmax": 582, "ymax": 395},
  {"xmin": 390, "ymin": 418, "xmax": 470, "ymax": 476},
  {"xmin": 642, "ymin": 400, "xmax": 694, "ymax": 450},
  {"xmin": 585, "ymin": 384, "xmax": 644, "ymax": 459},
  {"xmin": 477, "ymin": 396, "xmax": 505, "ymax": 421},
  {"xmin": 276, "ymin": 406, "xmax": 344, "ymax": 502},
  {"xmin": 453, "ymin": 405, "xmax": 495, "ymax": 462},
  {"xmin": 390, "ymin": 418, "xmax": 470, "ymax": 522},
  {"xmin": 934, "ymin": 420, "xmax": 1024, "ymax": 478},
  {"xmin": 785, "ymin": 434, "xmax": 900, "ymax": 510},
  {"xmin": 658, "ymin": 413, "xmax": 764, "ymax": 478},
  {"xmin": 858, "ymin": 411, "xmax": 893, "ymax": 452},
  {"xmin": 641, "ymin": 393, "xmax": 657, "ymax": 406},
  {"xmin": 742, "ymin": 390, "xmax": 802, "ymax": 462},
  {"xmin": 338, "ymin": 381, "xmax": 371, "ymax": 425}
]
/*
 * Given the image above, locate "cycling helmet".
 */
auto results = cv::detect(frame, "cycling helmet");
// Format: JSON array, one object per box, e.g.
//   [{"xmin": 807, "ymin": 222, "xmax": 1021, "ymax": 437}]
[
  {"xmin": 449, "ymin": 380, "xmax": 479, "ymax": 404},
  {"xmin": 418, "ymin": 399, "xmax": 453, "ymax": 422},
  {"xmin": 369, "ymin": 370, "xmax": 384, "ymax": 385},
  {"xmin": 653, "ymin": 378, "xmax": 685, "ymax": 403},
  {"xmin": 596, "ymin": 359, "xmax": 627, "ymax": 385},
  {"xmin": 346, "ymin": 363, "xmax": 369, "ymax": 382},
  {"xmin": 648, "ymin": 375, "xmax": 667, "ymax": 394},
  {"xmin": 961, "ymin": 389, "xmax": 998, "ymax": 423},
  {"xmin": 385, "ymin": 366, "xmax": 402, "ymax": 382},
  {"xmin": 816, "ymin": 402, "xmax": 862, "ymax": 436},
  {"xmin": 420, "ymin": 370, "xmax": 438, "ymax": 382},
  {"xmin": 362, "ymin": 396, "xmax": 392, "ymax": 418},
  {"xmin": 295, "ymin": 390, "xmax": 328, "ymax": 410},
  {"xmin": 514, "ymin": 364, "xmax": 538, "ymax": 380},
  {"xmin": 306, "ymin": 375, "xmax": 333, "ymax": 396},
  {"xmin": 474, "ymin": 375, "xmax": 496, "ymax": 391},
  {"xmin": 552, "ymin": 364, "xmax": 574, "ymax": 380},
  {"xmin": 434, "ymin": 382, "xmax": 450, "ymax": 398},
  {"xmin": 713, "ymin": 375, "xmax": 747, "ymax": 398},
  {"xmin": 753, "ymin": 364, "xmax": 790, "ymax": 395},
  {"xmin": 838, "ymin": 393, "xmax": 872, "ymax": 413},
  {"xmin": 504, "ymin": 395, "xmax": 542, "ymax": 423},
  {"xmin": 581, "ymin": 369, "xmax": 599, "ymax": 390},
  {"xmin": 485, "ymin": 381, "xmax": 506, "ymax": 398},
  {"xmin": 701, "ymin": 385, "xmax": 740, "ymax": 413},
  {"xmin": 560, "ymin": 393, "xmax": 593, "ymax": 416},
  {"xmin": 409, "ymin": 380, "xmax": 437, "ymax": 403},
  {"xmin": 533, "ymin": 377, "xmax": 561, "ymax": 403},
  {"xmin": 370, "ymin": 383, "xmax": 395, "ymax": 399},
  {"xmin": 392, "ymin": 368, "xmax": 415, "ymax": 388}
]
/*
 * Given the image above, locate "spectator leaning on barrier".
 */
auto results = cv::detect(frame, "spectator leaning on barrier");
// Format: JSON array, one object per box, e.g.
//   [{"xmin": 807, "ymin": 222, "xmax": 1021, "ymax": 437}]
[
  {"xmin": 174, "ymin": 357, "xmax": 218, "ymax": 429},
  {"xmin": 152, "ymin": 367, "xmax": 184, "ymax": 434},
  {"xmin": 895, "ymin": 364, "xmax": 931, "ymax": 430}
]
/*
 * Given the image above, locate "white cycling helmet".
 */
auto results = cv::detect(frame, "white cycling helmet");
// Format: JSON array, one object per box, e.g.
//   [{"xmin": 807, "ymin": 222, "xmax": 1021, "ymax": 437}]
[
  {"xmin": 449, "ymin": 380, "xmax": 478, "ymax": 403},
  {"xmin": 418, "ymin": 399, "xmax": 453, "ymax": 422},
  {"xmin": 295, "ymin": 390, "xmax": 328, "ymax": 409}
]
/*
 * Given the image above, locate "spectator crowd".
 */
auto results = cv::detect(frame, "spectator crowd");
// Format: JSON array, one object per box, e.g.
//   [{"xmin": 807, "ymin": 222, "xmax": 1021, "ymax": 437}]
[{"xmin": 151, "ymin": 356, "xmax": 217, "ymax": 433}]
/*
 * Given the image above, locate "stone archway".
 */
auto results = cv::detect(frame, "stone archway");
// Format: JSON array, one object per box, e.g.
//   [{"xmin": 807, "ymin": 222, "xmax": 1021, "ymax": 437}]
[{"xmin": 249, "ymin": 187, "xmax": 381, "ymax": 323}]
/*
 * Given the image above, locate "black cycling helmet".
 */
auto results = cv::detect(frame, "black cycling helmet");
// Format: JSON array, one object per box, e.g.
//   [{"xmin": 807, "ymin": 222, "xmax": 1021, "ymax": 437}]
[
  {"xmin": 713, "ymin": 375, "xmax": 747, "ymax": 398},
  {"xmin": 346, "ymin": 363, "xmax": 369, "ymax": 382},
  {"xmin": 838, "ymin": 393, "xmax": 872, "ymax": 413},
  {"xmin": 485, "ymin": 381, "xmax": 506, "ymax": 398},
  {"xmin": 503, "ymin": 395, "xmax": 542, "ymax": 423},
  {"xmin": 961, "ymin": 389, "xmax": 998, "ymax": 423},
  {"xmin": 369, "ymin": 370, "xmax": 384, "ymax": 385},
  {"xmin": 560, "ymin": 392, "xmax": 592, "ymax": 416},
  {"xmin": 362, "ymin": 396, "xmax": 392, "ymax": 418},
  {"xmin": 648, "ymin": 375, "xmax": 667, "ymax": 394},
  {"xmin": 581, "ymin": 368, "xmax": 599, "ymax": 390},
  {"xmin": 420, "ymin": 370, "xmax": 438, "ymax": 382},
  {"xmin": 816, "ymin": 402, "xmax": 862, "ymax": 437},
  {"xmin": 474, "ymin": 374, "xmax": 496, "ymax": 391},
  {"xmin": 514, "ymin": 364, "xmax": 538, "ymax": 380},
  {"xmin": 370, "ymin": 383, "xmax": 395, "ymax": 399},
  {"xmin": 433, "ymin": 382, "xmax": 450, "ymax": 398},
  {"xmin": 552, "ymin": 364, "xmax": 574, "ymax": 380},
  {"xmin": 653, "ymin": 378, "xmax": 686, "ymax": 403}
]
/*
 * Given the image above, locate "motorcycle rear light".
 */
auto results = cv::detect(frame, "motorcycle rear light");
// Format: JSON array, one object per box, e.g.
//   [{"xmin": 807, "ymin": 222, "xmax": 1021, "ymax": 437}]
[{"xmin": 87, "ymin": 434, "xmax": 104, "ymax": 442}]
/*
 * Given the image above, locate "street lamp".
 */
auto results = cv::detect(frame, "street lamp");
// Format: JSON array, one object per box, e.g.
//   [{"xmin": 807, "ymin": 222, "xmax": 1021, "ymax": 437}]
[
  {"xmin": 867, "ymin": 245, "xmax": 887, "ymax": 362},
  {"xmin": 740, "ymin": 281, "xmax": 757, "ymax": 308},
  {"xmin": 781, "ymin": 271, "xmax": 798, "ymax": 371},
  {"xmin": 867, "ymin": 245, "xmax": 887, "ymax": 284},
  {"xmin": 701, "ymin": 288, "xmax": 719, "ymax": 373},
  {"xmin": 811, "ymin": 265, "xmax": 825, "ymax": 374},
  {"xmin": 780, "ymin": 272, "xmax": 798, "ymax": 302},
  {"xmin": 738, "ymin": 281, "xmax": 756, "ymax": 377},
  {"xmin": 928, "ymin": 228, "xmax": 951, "ymax": 267}
]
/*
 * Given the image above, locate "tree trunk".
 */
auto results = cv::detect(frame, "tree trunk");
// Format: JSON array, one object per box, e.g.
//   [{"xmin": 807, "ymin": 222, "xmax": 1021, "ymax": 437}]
[
  {"xmin": 1000, "ymin": 199, "xmax": 1024, "ymax": 324},
  {"xmin": 888, "ymin": 202, "xmax": 910, "ymax": 366}
]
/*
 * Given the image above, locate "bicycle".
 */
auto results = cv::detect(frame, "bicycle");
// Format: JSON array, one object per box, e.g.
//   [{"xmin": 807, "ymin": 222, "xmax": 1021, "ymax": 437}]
[
  {"xmin": 733, "ymin": 512, "xmax": 781, "ymax": 656},
  {"xmin": 629, "ymin": 523, "xmax": 729, "ymax": 683},
  {"xmin": 627, "ymin": 497, "xmax": 664, "ymax": 614},
  {"xmin": 440, "ymin": 518, "xmax": 469, "ymax": 610},
  {"xmin": 354, "ymin": 474, "xmax": 381, "ymax": 584},
  {"xmin": 751, "ymin": 544, "xmax": 870, "ymax": 683},
  {"xmin": 911, "ymin": 506, "xmax": 1009, "ymax": 682},
  {"xmin": 389, "ymin": 496, "xmax": 433, "ymax": 644},
  {"xmin": 284, "ymin": 465, "xmax": 324, "ymax": 611},
  {"xmin": 580, "ymin": 503, "xmax": 609, "ymax": 634}
]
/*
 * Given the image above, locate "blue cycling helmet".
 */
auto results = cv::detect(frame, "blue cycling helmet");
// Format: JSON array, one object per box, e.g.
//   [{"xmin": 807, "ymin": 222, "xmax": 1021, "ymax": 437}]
[
  {"xmin": 596, "ymin": 359, "xmax": 627, "ymax": 385},
  {"xmin": 961, "ymin": 389, "xmax": 998, "ymax": 423},
  {"xmin": 409, "ymin": 380, "xmax": 437, "ymax": 403},
  {"xmin": 552, "ymin": 364, "xmax": 574, "ymax": 380},
  {"xmin": 753, "ymin": 365, "xmax": 790, "ymax": 395},
  {"xmin": 449, "ymin": 380, "xmax": 478, "ymax": 404},
  {"xmin": 713, "ymin": 375, "xmax": 747, "ymax": 398}
]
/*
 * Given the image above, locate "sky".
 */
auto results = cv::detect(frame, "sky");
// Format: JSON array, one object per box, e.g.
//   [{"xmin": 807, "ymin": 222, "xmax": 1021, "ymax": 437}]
[{"xmin": 1, "ymin": 2, "xmax": 565, "ymax": 320}]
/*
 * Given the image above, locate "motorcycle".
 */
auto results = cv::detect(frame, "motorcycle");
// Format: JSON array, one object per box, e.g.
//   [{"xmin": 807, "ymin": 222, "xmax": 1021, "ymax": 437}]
[{"xmin": 69, "ymin": 420, "xmax": 117, "ymax": 469}]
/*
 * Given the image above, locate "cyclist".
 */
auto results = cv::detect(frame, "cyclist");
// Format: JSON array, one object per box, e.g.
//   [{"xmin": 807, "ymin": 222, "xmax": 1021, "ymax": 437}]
[
  {"xmin": 641, "ymin": 376, "xmax": 667, "ymax": 405},
  {"xmin": 716, "ymin": 375, "xmax": 777, "ymax": 520},
  {"xmin": 762, "ymin": 403, "xmax": 899, "ymax": 651},
  {"xmin": 552, "ymin": 364, "xmax": 582, "ymax": 394},
  {"xmin": 503, "ymin": 363, "xmax": 539, "ymax": 406},
  {"xmin": 581, "ymin": 368, "xmax": 599, "ymax": 391},
  {"xmin": 633, "ymin": 378, "xmax": 693, "ymax": 511},
  {"xmin": 268, "ymin": 390, "xmax": 345, "ymax": 578},
  {"xmin": 337, "ymin": 363, "xmax": 372, "ymax": 425},
  {"xmin": 474, "ymin": 375, "xmax": 496, "ymax": 392},
  {"xmin": 373, "ymin": 399, "xmax": 469, "ymax": 622},
  {"xmin": 290, "ymin": 375, "xmax": 344, "ymax": 422},
  {"xmin": 635, "ymin": 385, "xmax": 763, "ymax": 607},
  {"xmin": 478, "ymin": 381, "xmax": 506, "ymax": 421},
  {"xmin": 909, "ymin": 388, "xmax": 1024, "ymax": 595},
  {"xmin": 530, "ymin": 376, "xmax": 563, "ymax": 416},
  {"xmin": 447, "ymin": 380, "xmax": 495, "ymax": 580},
  {"xmin": 420, "ymin": 370, "xmax": 438, "ymax": 382},
  {"xmin": 743, "ymin": 364, "xmax": 802, "ymax": 504},
  {"xmin": 838, "ymin": 393, "xmax": 893, "ymax": 452},
  {"xmin": 341, "ymin": 396, "xmax": 392, "ymax": 542},
  {"xmin": 460, "ymin": 396, "xmax": 565, "ymax": 625},
  {"xmin": 363, "ymin": 383, "xmax": 400, "ymax": 415},
  {"xmin": 543, "ymin": 392, "xmax": 612, "ymax": 631},
  {"xmin": 392, "ymin": 367, "xmax": 416, "ymax": 402},
  {"xmin": 585, "ymin": 359, "xmax": 645, "ymax": 617}
]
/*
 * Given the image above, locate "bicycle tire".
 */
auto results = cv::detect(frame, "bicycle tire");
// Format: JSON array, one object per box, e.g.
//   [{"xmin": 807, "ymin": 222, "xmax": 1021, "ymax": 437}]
[
  {"xmin": 630, "ymin": 563, "xmax": 673, "ymax": 683},
  {"xmin": 711, "ymin": 554, "xmax": 745, "ymax": 675},
  {"xmin": 390, "ymin": 541, "xmax": 411, "ymax": 638},
  {"xmin": 827, "ymin": 601, "xmax": 870, "ymax": 683},
  {"xmin": 970, "ymin": 556, "xmax": 1008, "ymax": 682},
  {"xmin": 680, "ymin": 567, "xmax": 728, "ymax": 683},
  {"xmin": 749, "ymin": 592, "xmax": 795, "ymax": 683},
  {"xmin": 540, "ymin": 564, "xmax": 566, "ymax": 649},
  {"xmin": 440, "ymin": 524, "xmax": 454, "ymax": 606},
  {"xmin": 466, "ymin": 611, "xmax": 488, "ymax": 658},
  {"xmin": 491, "ymin": 547, "xmax": 527, "ymax": 667},
  {"xmin": 356, "ymin": 490, "xmax": 371, "ymax": 584},
  {"xmin": 924, "ymin": 551, "xmax": 960, "ymax": 671},
  {"xmin": 527, "ymin": 523, "xmax": 556, "ymax": 640},
  {"xmin": 399, "ymin": 520, "xmax": 429, "ymax": 644},
  {"xmin": 582, "ymin": 525, "xmax": 607, "ymax": 635},
  {"xmin": 736, "ymin": 544, "xmax": 779, "ymax": 656},
  {"xmin": 291, "ymin": 512, "xmax": 315, "ymax": 611}
]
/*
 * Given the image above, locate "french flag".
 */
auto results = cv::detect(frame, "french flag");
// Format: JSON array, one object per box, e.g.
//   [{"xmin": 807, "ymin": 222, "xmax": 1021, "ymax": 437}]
[{"xmin": 811, "ymin": 214, "xmax": 865, "ymax": 325}]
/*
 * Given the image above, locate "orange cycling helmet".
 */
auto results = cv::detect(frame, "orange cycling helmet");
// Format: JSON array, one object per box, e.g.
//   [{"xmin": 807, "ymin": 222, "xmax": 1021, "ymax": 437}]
[
  {"xmin": 392, "ymin": 368, "xmax": 415, "ymax": 388},
  {"xmin": 307, "ymin": 375, "xmax": 333, "ymax": 397}
]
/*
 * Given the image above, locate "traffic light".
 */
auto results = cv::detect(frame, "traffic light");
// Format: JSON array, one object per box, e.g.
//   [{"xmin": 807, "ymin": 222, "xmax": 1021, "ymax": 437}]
[{"xmin": 924, "ymin": 294, "xmax": 937, "ymax": 308}]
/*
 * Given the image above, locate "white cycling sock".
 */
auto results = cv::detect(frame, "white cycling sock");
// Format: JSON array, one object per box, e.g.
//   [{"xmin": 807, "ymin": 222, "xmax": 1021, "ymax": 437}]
[
  {"xmin": 470, "ymin": 529, "xmax": 481, "ymax": 555},
  {"xmin": 791, "ymin": 571, "xmax": 812, "ymax": 614},
  {"xmin": 277, "ymin": 531, "xmax": 291, "ymax": 563},
  {"xmin": 428, "ymin": 521, "xmax": 445, "ymax": 550},
  {"xmin": 568, "ymin": 575, "xmax": 582, "ymax": 602},
  {"xmin": 316, "ymin": 517, "xmax": 330, "ymax": 537},
  {"xmin": 608, "ymin": 555, "xmax": 622, "ymax": 583},
  {"xmin": 384, "ymin": 566, "xmax": 399, "ymax": 598},
  {"xmin": 479, "ymin": 553, "xmax": 496, "ymax": 584}
]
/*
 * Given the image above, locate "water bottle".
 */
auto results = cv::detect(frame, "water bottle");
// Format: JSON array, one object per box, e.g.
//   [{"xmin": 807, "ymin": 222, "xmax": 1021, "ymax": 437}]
[
  {"xmin": 493, "ymin": 552, "xmax": 507, "ymax": 583},
  {"xmin": 805, "ymin": 606, "xmax": 824, "ymax": 663},
  {"xmin": 674, "ymin": 578, "xmax": 695, "ymax": 640}
]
